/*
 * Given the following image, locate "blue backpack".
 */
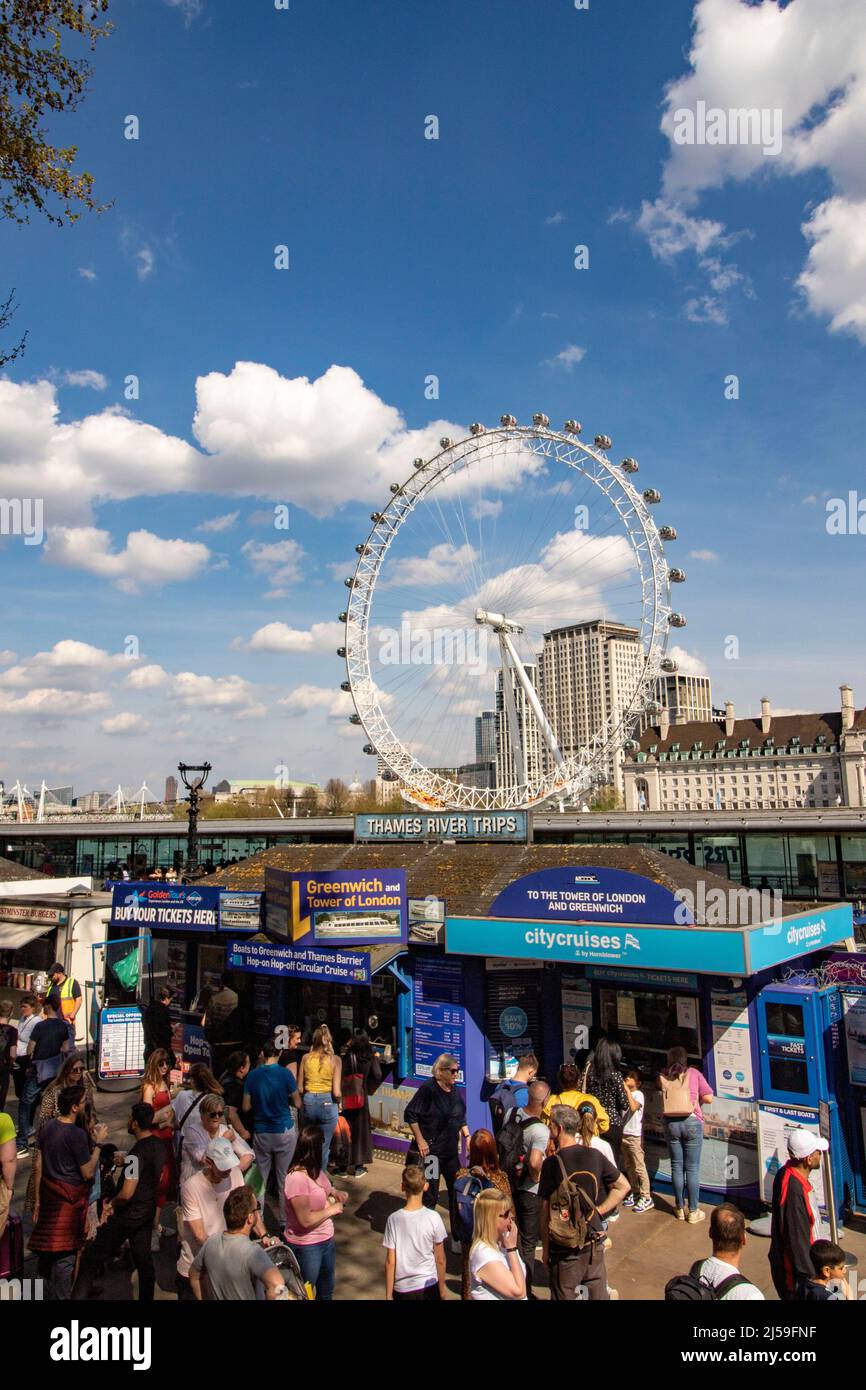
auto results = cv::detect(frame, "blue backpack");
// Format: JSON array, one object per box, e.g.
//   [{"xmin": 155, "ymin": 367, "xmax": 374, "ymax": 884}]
[{"xmin": 454, "ymin": 1170, "xmax": 496, "ymax": 1244}]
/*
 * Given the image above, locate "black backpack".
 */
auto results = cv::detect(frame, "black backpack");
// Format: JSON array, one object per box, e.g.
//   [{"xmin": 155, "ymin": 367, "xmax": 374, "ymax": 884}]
[
  {"xmin": 665, "ymin": 1259, "xmax": 752, "ymax": 1301},
  {"xmin": 497, "ymin": 1111, "xmax": 541, "ymax": 1190}
]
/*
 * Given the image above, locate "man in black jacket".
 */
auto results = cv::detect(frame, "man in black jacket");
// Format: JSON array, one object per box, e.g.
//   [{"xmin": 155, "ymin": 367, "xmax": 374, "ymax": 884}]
[
  {"xmin": 769, "ymin": 1128, "xmax": 829, "ymax": 1300},
  {"xmin": 143, "ymin": 986, "xmax": 175, "ymax": 1068}
]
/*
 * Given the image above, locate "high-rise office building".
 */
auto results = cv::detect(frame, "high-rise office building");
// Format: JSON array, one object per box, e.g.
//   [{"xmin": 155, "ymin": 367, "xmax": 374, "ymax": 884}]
[
  {"xmin": 647, "ymin": 672, "xmax": 713, "ymax": 727},
  {"xmin": 537, "ymin": 619, "xmax": 643, "ymax": 791},
  {"xmin": 495, "ymin": 663, "xmax": 542, "ymax": 790},
  {"xmin": 164, "ymin": 775, "xmax": 178, "ymax": 804}
]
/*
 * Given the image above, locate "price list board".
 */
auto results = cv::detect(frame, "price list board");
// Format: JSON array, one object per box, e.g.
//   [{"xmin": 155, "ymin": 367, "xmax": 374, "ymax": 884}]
[
  {"xmin": 98, "ymin": 1006, "xmax": 146, "ymax": 1080},
  {"xmin": 414, "ymin": 957, "xmax": 466, "ymax": 1083}
]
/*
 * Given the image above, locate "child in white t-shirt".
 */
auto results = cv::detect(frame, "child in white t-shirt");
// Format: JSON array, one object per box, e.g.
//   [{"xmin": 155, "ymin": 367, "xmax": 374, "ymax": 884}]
[
  {"xmin": 383, "ymin": 1165, "xmax": 447, "ymax": 1300},
  {"xmin": 621, "ymin": 1069, "xmax": 654, "ymax": 1212}
]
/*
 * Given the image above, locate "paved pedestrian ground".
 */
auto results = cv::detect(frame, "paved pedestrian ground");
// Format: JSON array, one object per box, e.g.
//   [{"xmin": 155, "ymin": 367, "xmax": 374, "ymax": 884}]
[{"xmin": 10, "ymin": 1085, "xmax": 866, "ymax": 1301}]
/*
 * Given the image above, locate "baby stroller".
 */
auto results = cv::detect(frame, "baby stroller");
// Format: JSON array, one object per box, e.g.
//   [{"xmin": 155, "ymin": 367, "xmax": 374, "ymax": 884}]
[{"xmin": 258, "ymin": 1239, "xmax": 310, "ymax": 1300}]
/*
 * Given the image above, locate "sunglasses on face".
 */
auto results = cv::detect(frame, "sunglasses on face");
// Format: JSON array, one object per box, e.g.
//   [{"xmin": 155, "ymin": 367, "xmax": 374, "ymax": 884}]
[
  {"xmin": 208, "ymin": 1110, "xmax": 225, "ymax": 1119},
  {"xmin": 447, "ymin": 1068, "xmax": 459, "ymax": 1074}
]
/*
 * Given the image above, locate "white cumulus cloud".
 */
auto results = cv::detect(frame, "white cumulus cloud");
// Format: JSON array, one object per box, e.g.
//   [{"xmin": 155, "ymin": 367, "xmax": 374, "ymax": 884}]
[
  {"xmin": 45, "ymin": 527, "xmax": 211, "ymax": 593},
  {"xmin": 101, "ymin": 712, "xmax": 151, "ymax": 735},
  {"xmin": 235, "ymin": 620, "xmax": 343, "ymax": 654}
]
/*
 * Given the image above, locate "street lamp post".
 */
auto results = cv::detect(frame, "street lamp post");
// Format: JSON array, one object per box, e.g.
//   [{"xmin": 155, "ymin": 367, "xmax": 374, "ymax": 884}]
[{"xmin": 178, "ymin": 762, "xmax": 211, "ymax": 880}]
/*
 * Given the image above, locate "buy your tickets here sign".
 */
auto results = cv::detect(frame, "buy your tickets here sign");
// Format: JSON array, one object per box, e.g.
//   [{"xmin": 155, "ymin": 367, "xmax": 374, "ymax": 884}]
[{"xmin": 264, "ymin": 867, "xmax": 407, "ymax": 947}]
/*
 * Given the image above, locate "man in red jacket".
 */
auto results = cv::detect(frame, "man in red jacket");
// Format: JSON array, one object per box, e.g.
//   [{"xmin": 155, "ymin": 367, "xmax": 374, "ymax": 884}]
[{"xmin": 768, "ymin": 1128, "xmax": 829, "ymax": 1300}]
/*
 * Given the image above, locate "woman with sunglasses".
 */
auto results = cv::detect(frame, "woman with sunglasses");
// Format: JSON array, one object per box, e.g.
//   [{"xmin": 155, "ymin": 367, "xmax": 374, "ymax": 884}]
[
  {"xmin": 141, "ymin": 1049, "xmax": 178, "ymax": 1245},
  {"xmin": 468, "ymin": 1188, "xmax": 527, "ymax": 1301},
  {"xmin": 24, "ymin": 1054, "xmax": 97, "ymax": 1217},
  {"xmin": 404, "ymin": 1054, "xmax": 470, "ymax": 1237},
  {"xmin": 179, "ymin": 1092, "xmax": 254, "ymax": 1183}
]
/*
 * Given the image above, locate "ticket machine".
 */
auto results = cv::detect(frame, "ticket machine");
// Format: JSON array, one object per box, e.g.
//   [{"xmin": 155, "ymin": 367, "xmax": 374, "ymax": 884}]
[{"xmin": 754, "ymin": 980, "xmax": 857, "ymax": 1216}]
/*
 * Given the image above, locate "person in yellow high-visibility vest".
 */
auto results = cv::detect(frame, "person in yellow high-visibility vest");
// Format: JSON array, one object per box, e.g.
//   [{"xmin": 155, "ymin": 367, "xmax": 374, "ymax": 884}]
[{"xmin": 48, "ymin": 963, "xmax": 82, "ymax": 1047}]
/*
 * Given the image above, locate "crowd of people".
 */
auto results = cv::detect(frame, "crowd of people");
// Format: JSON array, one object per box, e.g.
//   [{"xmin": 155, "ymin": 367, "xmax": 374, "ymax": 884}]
[{"xmin": 0, "ymin": 995, "xmax": 853, "ymax": 1302}]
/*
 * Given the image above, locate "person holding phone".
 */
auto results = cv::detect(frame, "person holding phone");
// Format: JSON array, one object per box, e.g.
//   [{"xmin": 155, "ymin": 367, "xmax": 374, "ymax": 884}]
[{"xmin": 468, "ymin": 1188, "xmax": 526, "ymax": 1300}]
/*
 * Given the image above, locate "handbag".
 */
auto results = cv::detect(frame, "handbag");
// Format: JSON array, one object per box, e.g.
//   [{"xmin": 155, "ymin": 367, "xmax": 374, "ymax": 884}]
[
  {"xmin": 244, "ymin": 1161, "xmax": 266, "ymax": 1202},
  {"xmin": 341, "ymin": 1053, "xmax": 366, "ymax": 1112},
  {"xmin": 661, "ymin": 1070, "xmax": 694, "ymax": 1118}
]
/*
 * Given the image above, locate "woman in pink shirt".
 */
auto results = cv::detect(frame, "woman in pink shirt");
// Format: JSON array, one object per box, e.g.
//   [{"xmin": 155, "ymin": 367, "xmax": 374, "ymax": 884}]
[
  {"xmin": 658, "ymin": 1046, "xmax": 713, "ymax": 1224},
  {"xmin": 283, "ymin": 1124, "xmax": 348, "ymax": 1300}
]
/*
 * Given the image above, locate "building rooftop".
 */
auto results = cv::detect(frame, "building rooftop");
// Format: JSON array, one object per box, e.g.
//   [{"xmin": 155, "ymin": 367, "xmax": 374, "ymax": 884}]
[
  {"xmin": 200, "ymin": 841, "xmax": 808, "ymax": 924},
  {"xmin": 0, "ymin": 856, "xmax": 42, "ymax": 882},
  {"xmin": 637, "ymin": 707, "xmax": 866, "ymax": 757}
]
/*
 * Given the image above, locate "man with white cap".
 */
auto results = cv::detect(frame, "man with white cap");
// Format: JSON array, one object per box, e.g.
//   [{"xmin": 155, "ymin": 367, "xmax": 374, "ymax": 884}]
[
  {"xmin": 768, "ymin": 1127, "xmax": 829, "ymax": 1301},
  {"xmin": 176, "ymin": 1134, "xmax": 255, "ymax": 1300}
]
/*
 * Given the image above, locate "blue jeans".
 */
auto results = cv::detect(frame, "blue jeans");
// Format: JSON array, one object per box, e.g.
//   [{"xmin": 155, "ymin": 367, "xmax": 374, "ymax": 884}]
[
  {"xmin": 664, "ymin": 1116, "xmax": 704, "ymax": 1211},
  {"xmin": 17, "ymin": 1067, "xmax": 41, "ymax": 1141},
  {"xmin": 288, "ymin": 1236, "xmax": 336, "ymax": 1301},
  {"xmin": 302, "ymin": 1094, "xmax": 339, "ymax": 1169}
]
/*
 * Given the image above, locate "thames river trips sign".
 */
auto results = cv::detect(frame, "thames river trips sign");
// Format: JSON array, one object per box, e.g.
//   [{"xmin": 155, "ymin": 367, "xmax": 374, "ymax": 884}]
[{"xmin": 355, "ymin": 812, "xmax": 528, "ymax": 843}]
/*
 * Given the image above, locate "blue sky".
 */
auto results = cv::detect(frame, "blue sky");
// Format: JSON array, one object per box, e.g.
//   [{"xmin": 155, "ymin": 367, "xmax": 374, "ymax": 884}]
[{"xmin": 1, "ymin": 0, "xmax": 865, "ymax": 795}]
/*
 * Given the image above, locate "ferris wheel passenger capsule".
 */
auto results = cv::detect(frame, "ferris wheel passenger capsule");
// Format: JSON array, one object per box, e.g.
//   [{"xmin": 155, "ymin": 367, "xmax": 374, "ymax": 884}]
[
  {"xmin": 337, "ymin": 647, "xmax": 347, "ymax": 658},
  {"xmin": 660, "ymin": 657, "xmax": 679, "ymax": 673},
  {"xmin": 532, "ymin": 413, "xmax": 549, "ymax": 428},
  {"xmin": 355, "ymin": 543, "xmax": 365, "ymax": 554},
  {"xmin": 621, "ymin": 457, "xmax": 639, "ymax": 473},
  {"xmin": 643, "ymin": 488, "xmax": 661, "ymax": 504},
  {"xmin": 439, "ymin": 437, "xmax": 454, "ymax": 449},
  {"xmin": 363, "ymin": 745, "xmax": 376, "ymax": 755},
  {"xmin": 389, "ymin": 483, "xmax": 402, "ymax": 493},
  {"xmin": 658, "ymin": 525, "xmax": 677, "ymax": 541},
  {"xmin": 563, "ymin": 420, "xmax": 582, "ymax": 434},
  {"xmin": 668, "ymin": 612, "xmax": 687, "ymax": 628},
  {"xmin": 370, "ymin": 512, "xmax": 384, "ymax": 522},
  {"xmin": 344, "ymin": 577, "xmax": 354, "ymax": 587},
  {"xmin": 469, "ymin": 423, "xmax": 485, "ymax": 436},
  {"xmin": 622, "ymin": 739, "xmax": 640, "ymax": 754},
  {"xmin": 338, "ymin": 611, "xmax": 347, "ymax": 623},
  {"xmin": 500, "ymin": 414, "xmax": 517, "ymax": 428},
  {"xmin": 340, "ymin": 681, "xmax": 351, "ymax": 692},
  {"xmin": 594, "ymin": 434, "xmax": 612, "ymax": 450},
  {"xmin": 349, "ymin": 714, "xmax": 362, "ymax": 725},
  {"xmin": 669, "ymin": 568, "xmax": 686, "ymax": 582},
  {"xmin": 413, "ymin": 457, "xmax": 425, "ymax": 469}
]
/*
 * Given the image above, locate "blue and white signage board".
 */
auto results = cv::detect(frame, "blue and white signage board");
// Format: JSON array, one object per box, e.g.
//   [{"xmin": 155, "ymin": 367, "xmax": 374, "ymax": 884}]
[
  {"xmin": 414, "ymin": 956, "xmax": 466, "ymax": 1083},
  {"xmin": 264, "ymin": 867, "xmax": 406, "ymax": 947},
  {"xmin": 446, "ymin": 916, "xmax": 748, "ymax": 975},
  {"xmin": 488, "ymin": 866, "xmax": 692, "ymax": 925},
  {"xmin": 356, "ymin": 812, "xmax": 528, "ymax": 843},
  {"xmin": 746, "ymin": 904, "xmax": 853, "ymax": 973},
  {"xmin": 756, "ymin": 1102, "xmax": 828, "ymax": 1219},
  {"xmin": 226, "ymin": 936, "xmax": 372, "ymax": 987},
  {"xmin": 111, "ymin": 882, "xmax": 221, "ymax": 932},
  {"xmin": 97, "ymin": 1005, "xmax": 146, "ymax": 1080},
  {"xmin": 584, "ymin": 965, "xmax": 699, "ymax": 991},
  {"xmin": 218, "ymin": 891, "xmax": 262, "ymax": 933}
]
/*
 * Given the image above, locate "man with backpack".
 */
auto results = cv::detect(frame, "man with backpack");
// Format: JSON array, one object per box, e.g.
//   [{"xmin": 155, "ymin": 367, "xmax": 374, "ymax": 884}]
[
  {"xmin": 498, "ymin": 1079, "xmax": 550, "ymax": 1298},
  {"xmin": 538, "ymin": 1104, "xmax": 629, "ymax": 1301},
  {"xmin": 488, "ymin": 1054, "xmax": 538, "ymax": 1134},
  {"xmin": 665, "ymin": 1204, "xmax": 764, "ymax": 1301}
]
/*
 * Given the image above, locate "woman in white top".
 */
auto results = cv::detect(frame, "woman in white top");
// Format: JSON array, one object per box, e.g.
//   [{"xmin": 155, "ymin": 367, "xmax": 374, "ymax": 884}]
[
  {"xmin": 576, "ymin": 1101, "xmax": 615, "ymax": 1164},
  {"xmin": 468, "ymin": 1188, "xmax": 527, "ymax": 1301},
  {"xmin": 178, "ymin": 1092, "xmax": 254, "ymax": 1183}
]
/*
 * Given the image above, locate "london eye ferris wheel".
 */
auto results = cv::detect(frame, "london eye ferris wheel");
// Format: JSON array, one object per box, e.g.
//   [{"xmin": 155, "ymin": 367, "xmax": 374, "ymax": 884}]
[{"xmin": 337, "ymin": 416, "xmax": 685, "ymax": 812}]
